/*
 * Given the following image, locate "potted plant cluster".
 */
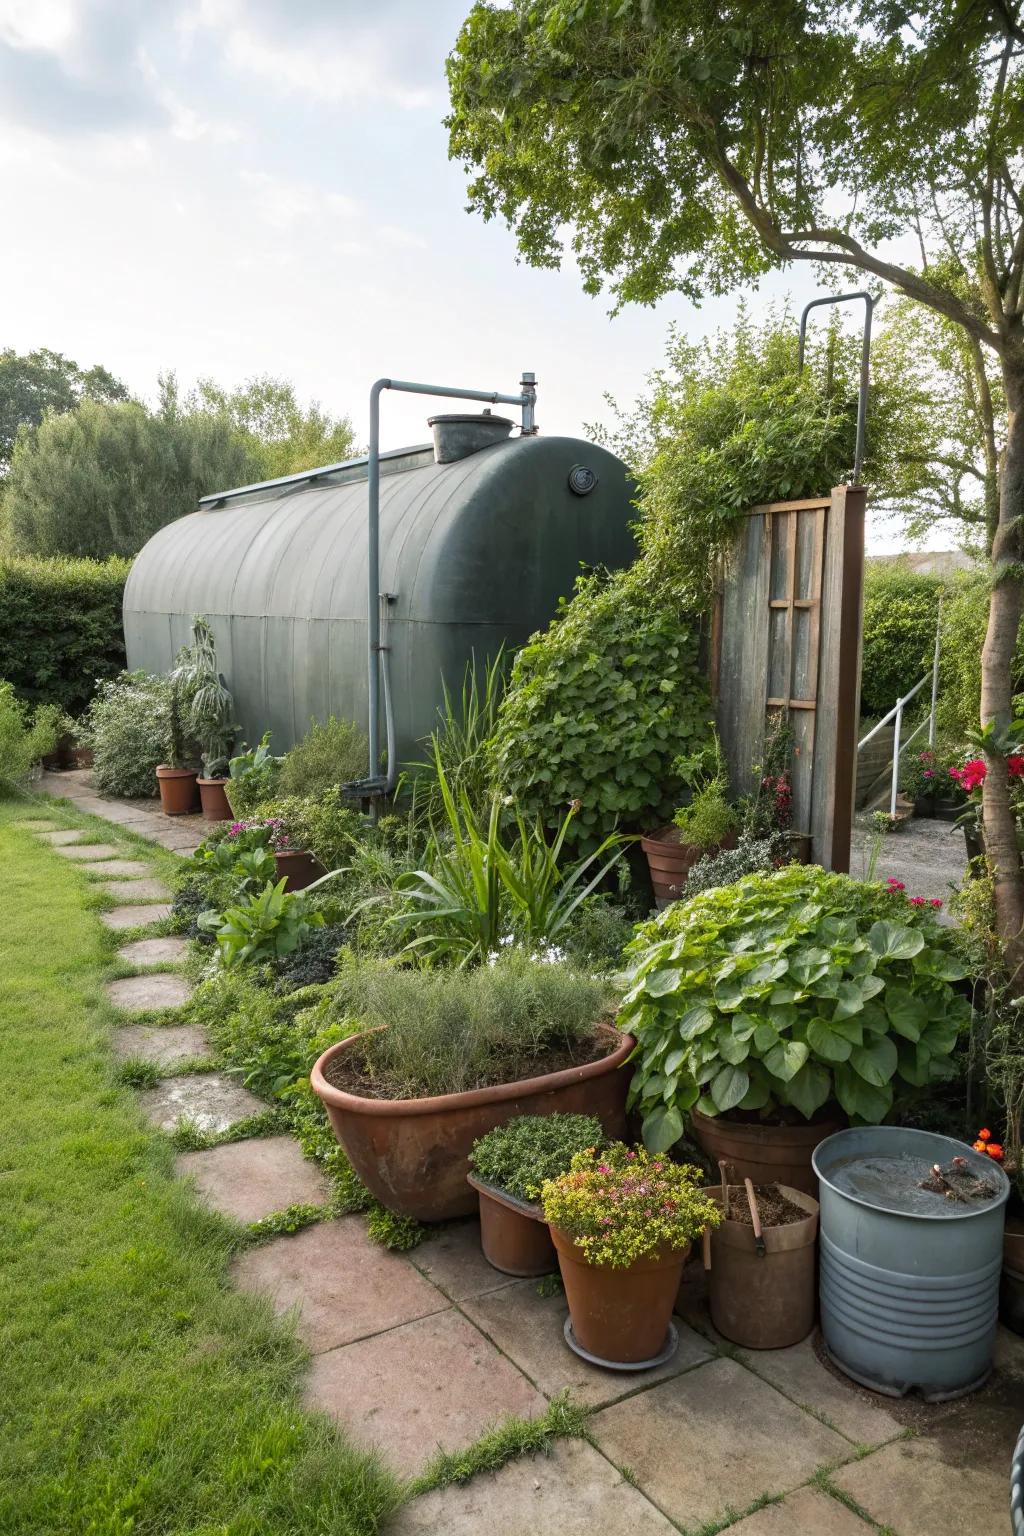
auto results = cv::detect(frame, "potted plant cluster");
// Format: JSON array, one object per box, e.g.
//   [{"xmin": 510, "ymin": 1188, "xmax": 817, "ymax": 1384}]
[
  {"xmin": 467, "ymin": 1112, "xmax": 604, "ymax": 1276},
  {"xmin": 541, "ymin": 1143, "xmax": 720, "ymax": 1367},
  {"xmin": 177, "ymin": 617, "xmax": 238, "ymax": 821},
  {"xmin": 311, "ymin": 953, "xmax": 633, "ymax": 1220},
  {"xmin": 155, "ymin": 670, "xmax": 199, "ymax": 816},
  {"xmin": 902, "ymin": 747, "xmax": 943, "ymax": 818},
  {"xmin": 641, "ymin": 734, "xmax": 739, "ymax": 908},
  {"xmin": 618, "ymin": 865, "xmax": 972, "ymax": 1192}
]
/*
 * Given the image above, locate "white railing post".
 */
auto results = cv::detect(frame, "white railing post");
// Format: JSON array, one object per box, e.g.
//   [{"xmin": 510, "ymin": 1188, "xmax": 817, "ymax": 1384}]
[
  {"xmin": 890, "ymin": 697, "xmax": 903, "ymax": 817},
  {"xmin": 928, "ymin": 595, "xmax": 943, "ymax": 748}
]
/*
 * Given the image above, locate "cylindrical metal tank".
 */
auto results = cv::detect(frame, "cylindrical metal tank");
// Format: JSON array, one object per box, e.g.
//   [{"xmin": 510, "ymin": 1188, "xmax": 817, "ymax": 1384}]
[
  {"xmin": 123, "ymin": 430, "xmax": 636, "ymax": 762},
  {"xmin": 813, "ymin": 1126, "xmax": 1009, "ymax": 1401}
]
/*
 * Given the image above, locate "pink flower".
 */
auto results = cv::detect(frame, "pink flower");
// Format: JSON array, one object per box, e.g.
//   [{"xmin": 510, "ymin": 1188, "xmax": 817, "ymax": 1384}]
[
  {"xmin": 923, "ymin": 770, "xmax": 934, "ymax": 779},
  {"xmin": 908, "ymin": 896, "xmax": 925, "ymax": 906},
  {"xmin": 886, "ymin": 878, "xmax": 905, "ymax": 891},
  {"xmin": 930, "ymin": 898, "xmax": 943, "ymax": 908}
]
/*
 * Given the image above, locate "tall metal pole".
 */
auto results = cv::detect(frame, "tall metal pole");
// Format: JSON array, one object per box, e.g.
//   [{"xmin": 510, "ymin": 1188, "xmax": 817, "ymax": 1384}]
[
  {"xmin": 798, "ymin": 291, "xmax": 877, "ymax": 483},
  {"xmin": 929, "ymin": 593, "xmax": 943, "ymax": 747}
]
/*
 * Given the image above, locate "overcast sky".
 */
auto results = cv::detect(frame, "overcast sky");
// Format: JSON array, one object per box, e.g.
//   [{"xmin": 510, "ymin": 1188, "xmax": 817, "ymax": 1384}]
[{"xmin": 0, "ymin": 0, "xmax": 926, "ymax": 550}]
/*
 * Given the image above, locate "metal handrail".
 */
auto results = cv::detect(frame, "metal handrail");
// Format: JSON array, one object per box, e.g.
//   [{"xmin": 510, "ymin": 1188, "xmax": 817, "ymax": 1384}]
[
  {"xmin": 857, "ymin": 593, "xmax": 944, "ymax": 817},
  {"xmin": 858, "ymin": 674, "xmax": 929, "ymax": 751}
]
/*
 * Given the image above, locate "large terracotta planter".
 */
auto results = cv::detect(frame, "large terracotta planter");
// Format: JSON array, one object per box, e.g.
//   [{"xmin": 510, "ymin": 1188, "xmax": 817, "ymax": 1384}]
[
  {"xmin": 1002, "ymin": 1217, "xmax": 1024, "ymax": 1336},
  {"xmin": 274, "ymin": 849, "xmax": 326, "ymax": 891},
  {"xmin": 311, "ymin": 1024, "xmax": 634, "ymax": 1221},
  {"xmin": 467, "ymin": 1172, "xmax": 556, "ymax": 1276},
  {"xmin": 690, "ymin": 1107, "xmax": 842, "ymax": 1196},
  {"xmin": 155, "ymin": 765, "xmax": 199, "ymax": 816},
  {"xmin": 641, "ymin": 826, "xmax": 736, "ymax": 909},
  {"xmin": 551, "ymin": 1224, "xmax": 689, "ymax": 1365},
  {"xmin": 706, "ymin": 1184, "xmax": 819, "ymax": 1349},
  {"xmin": 198, "ymin": 777, "xmax": 232, "ymax": 821}
]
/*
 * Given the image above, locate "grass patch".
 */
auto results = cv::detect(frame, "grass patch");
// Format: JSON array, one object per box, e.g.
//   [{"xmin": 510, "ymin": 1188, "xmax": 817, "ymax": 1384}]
[
  {"xmin": 0, "ymin": 803, "xmax": 402, "ymax": 1535},
  {"xmin": 407, "ymin": 1392, "xmax": 590, "ymax": 1495},
  {"xmin": 680, "ymin": 1490, "xmax": 783, "ymax": 1536}
]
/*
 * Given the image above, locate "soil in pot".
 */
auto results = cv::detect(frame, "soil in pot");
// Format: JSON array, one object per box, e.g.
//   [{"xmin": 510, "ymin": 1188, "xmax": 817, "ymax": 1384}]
[
  {"xmin": 197, "ymin": 777, "xmax": 232, "ymax": 821},
  {"xmin": 155, "ymin": 765, "xmax": 199, "ymax": 816},
  {"xmin": 551, "ymin": 1224, "xmax": 688, "ymax": 1366},
  {"xmin": 311, "ymin": 1024, "xmax": 633, "ymax": 1222},
  {"xmin": 640, "ymin": 826, "xmax": 736, "ymax": 909},
  {"xmin": 274, "ymin": 849, "xmax": 327, "ymax": 891},
  {"xmin": 706, "ymin": 1180, "xmax": 819, "ymax": 1349},
  {"xmin": 690, "ymin": 1106, "xmax": 842, "ymax": 1196},
  {"xmin": 467, "ymin": 1173, "xmax": 556, "ymax": 1277}
]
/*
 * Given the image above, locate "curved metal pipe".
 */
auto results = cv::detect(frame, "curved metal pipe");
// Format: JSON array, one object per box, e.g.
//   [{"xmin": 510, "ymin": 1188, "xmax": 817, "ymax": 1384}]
[{"xmin": 798, "ymin": 291, "xmax": 876, "ymax": 483}]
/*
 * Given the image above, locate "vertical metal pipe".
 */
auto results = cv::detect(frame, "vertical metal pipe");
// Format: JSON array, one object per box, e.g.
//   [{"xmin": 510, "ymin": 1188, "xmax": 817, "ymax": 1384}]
[
  {"xmin": 929, "ymin": 594, "xmax": 943, "ymax": 748},
  {"xmin": 891, "ymin": 699, "xmax": 903, "ymax": 817},
  {"xmin": 797, "ymin": 291, "xmax": 876, "ymax": 483},
  {"xmin": 520, "ymin": 371, "xmax": 538, "ymax": 435},
  {"xmin": 367, "ymin": 378, "xmax": 388, "ymax": 782}
]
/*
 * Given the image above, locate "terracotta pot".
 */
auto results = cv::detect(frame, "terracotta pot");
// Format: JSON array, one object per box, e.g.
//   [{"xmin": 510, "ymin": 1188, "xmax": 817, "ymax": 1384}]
[
  {"xmin": 274, "ymin": 849, "xmax": 327, "ymax": 891},
  {"xmin": 197, "ymin": 777, "xmax": 233, "ymax": 821},
  {"xmin": 467, "ymin": 1172, "xmax": 556, "ymax": 1276},
  {"xmin": 1003, "ymin": 1218, "xmax": 1024, "ymax": 1336},
  {"xmin": 690, "ymin": 1108, "xmax": 842, "ymax": 1196},
  {"xmin": 641, "ymin": 825, "xmax": 737, "ymax": 909},
  {"xmin": 155, "ymin": 765, "xmax": 199, "ymax": 815},
  {"xmin": 311, "ymin": 1024, "xmax": 634, "ymax": 1221},
  {"xmin": 706, "ymin": 1184, "xmax": 819, "ymax": 1349},
  {"xmin": 551, "ymin": 1224, "xmax": 689, "ymax": 1364}
]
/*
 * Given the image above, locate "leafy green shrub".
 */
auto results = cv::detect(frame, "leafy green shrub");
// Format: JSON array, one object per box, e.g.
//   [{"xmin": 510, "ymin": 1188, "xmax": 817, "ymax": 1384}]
[
  {"xmin": 253, "ymin": 789, "xmax": 367, "ymax": 870},
  {"xmin": 0, "ymin": 554, "xmax": 129, "ymax": 715},
  {"xmin": 268, "ymin": 925, "xmax": 347, "ymax": 992},
  {"xmin": 673, "ymin": 781, "xmax": 738, "ymax": 850},
  {"xmin": 619, "ymin": 865, "xmax": 972, "ymax": 1148},
  {"xmin": 319, "ymin": 951, "xmax": 611, "ymax": 1098},
  {"xmin": 279, "ymin": 716, "xmax": 368, "ymax": 799},
  {"xmin": 200, "ymin": 879, "xmax": 325, "ymax": 969},
  {"xmin": 470, "ymin": 1113, "xmax": 605, "ymax": 1202},
  {"xmin": 226, "ymin": 733, "xmax": 282, "ymax": 817},
  {"xmin": 558, "ymin": 895, "xmax": 638, "ymax": 972},
  {"xmin": 935, "ymin": 573, "xmax": 1024, "ymax": 739},
  {"xmin": 860, "ymin": 563, "xmax": 944, "ymax": 717},
  {"xmin": 390, "ymin": 752, "xmax": 630, "ymax": 964},
  {"xmin": 0, "ymin": 681, "xmax": 62, "ymax": 793},
  {"xmin": 541, "ymin": 1144, "xmax": 720, "ymax": 1268},
  {"xmin": 681, "ymin": 832, "xmax": 785, "ymax": 897},
  {"xmin": 490, "ymin": 572, "xmax": 712, "ymax": 851},
  {"xmin": 78, "ymin": 670, "xmax": 172, "ymax": 797}
]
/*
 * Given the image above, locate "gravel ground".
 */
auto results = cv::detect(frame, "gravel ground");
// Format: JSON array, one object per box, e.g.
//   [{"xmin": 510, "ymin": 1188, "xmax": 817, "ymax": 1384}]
[{"xmin": 849, "ymin": 812, "xmax": 967, "ymax": 905}]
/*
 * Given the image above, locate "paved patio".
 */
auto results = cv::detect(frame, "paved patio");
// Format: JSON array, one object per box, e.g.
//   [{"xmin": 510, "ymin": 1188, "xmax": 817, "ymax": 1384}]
[{"xmin": 36, "ymin": 767, "xmax": 207, "ymax": 851}]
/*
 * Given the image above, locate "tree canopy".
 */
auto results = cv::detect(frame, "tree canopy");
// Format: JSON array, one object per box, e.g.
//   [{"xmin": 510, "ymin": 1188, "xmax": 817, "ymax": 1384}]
[
  {"xmin": 0, "ymin": 348, "xmax": 128, "ymax": 471},
  {"xmin": 166, "ymin": 374, "xmax": 358, "ymax": 480}
]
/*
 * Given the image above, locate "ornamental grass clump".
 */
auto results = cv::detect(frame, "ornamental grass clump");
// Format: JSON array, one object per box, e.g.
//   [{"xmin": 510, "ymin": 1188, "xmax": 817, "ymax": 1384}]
[
  {"xmin": 469, "ymin": 1113, "xmax": 605, "ymax": 1203},
  {"xmin": 541, "ymin": 1144, "xmax": 720, "ymax": 1268}
]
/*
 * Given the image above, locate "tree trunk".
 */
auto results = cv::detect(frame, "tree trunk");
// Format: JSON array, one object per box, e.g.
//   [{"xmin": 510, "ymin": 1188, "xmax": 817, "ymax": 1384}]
[{"xmin": 981, "ymin": 362, "xmax": 1024, "ymax": 985}]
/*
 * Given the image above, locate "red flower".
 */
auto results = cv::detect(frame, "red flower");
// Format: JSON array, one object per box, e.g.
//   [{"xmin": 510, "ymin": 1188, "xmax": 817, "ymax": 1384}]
[
  {"xmin": 930, "ymin": 898, "xmax": 943, "ymax": 908},
  {"xmin": 886, "ymin": 878, "xmax": 905, "ymax": 891},
  {"xmin": 1009, "ymin": 755, "xmax": 1024, "ymax": 779},
  {"xmin": 977, "ymin": 1128, "xmax": 992, "ymax": 1142},
  {"xmin": 908, "ymin": 896, "xmax": 925, "ymax": 906},
  {"xmin": 986, "ymin": 1143, "xmax": 1004, "ymax": 1161}
]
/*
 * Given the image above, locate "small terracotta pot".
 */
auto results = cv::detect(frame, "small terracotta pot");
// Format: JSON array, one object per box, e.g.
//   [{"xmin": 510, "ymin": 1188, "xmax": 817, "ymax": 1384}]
[
  {"xmin": 311, "ymin": 1024, "xmax": 633, "ymax": 1221},
  {"xmin": 274, "ymin": 849, "xmax": 327, "ymax": 891},
  {"xmin": 467, "ymin": 1173, "xmax": 556, "ymax": 1276},
  {"xmin": 197, "ymin": 777, "xmax": 232, "ymax": 821},
  {"xmin": 690, "ymin": 1108, "xmax": 842, "ymax": 1197},
  {"xmin": 706, "ymin": 1184, "xmax": 819, "ymax": 1349},
  {"xmin": 551, "ymin": 1225, "xmax": 689, "ymax": 1364},
  {"xmin": 155, "ymin": 765, "xmax": 199, "ymax": 815},
  {"xmin": 1002, "ymin": 1218, "xmax": 1024, "ymax": 1336},
  {"xmin": 641, "ymin": 826, "xmax": 736, "ymax": 909}
]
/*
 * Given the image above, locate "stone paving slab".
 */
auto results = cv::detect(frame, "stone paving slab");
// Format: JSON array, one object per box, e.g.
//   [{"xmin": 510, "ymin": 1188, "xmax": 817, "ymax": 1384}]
[
  {"xmin": 176, "ymin": 1136, "xmax": 330, "ymax": 1224},
  {"xmin": 590, "ymin": 1356, "xmax": 849, "ymax": 1532},
  {"xmin": 113, "ymin": 1024, "xmax": 211, "ymax": 1068},
  {"xmin": 118, "ymin": 936, "xmax": 189, "ymax": 966},
  {"xmin": 408, "ymin": 1219, "xmax": 522, "ymax": 1301},
  {"xmin": 100, "ymin": 904, "xmax": 172, "ymax": 930},
  {"xmin": 232, "ymin": 1219, "xmax": 448, "ymax": 1353},
  {"xmin": 388, "ymin": 1437, "xmax": 678, "ymax": 1534},
  {"xmin": 833, "ymin": 1434, "xmax": 1005, "ymax": 1535},
  {"xmin": 139, "ymin": 1072, "xmax": 263, "ymax": 1133},
  {"xmin": 463, "ymin": 1278, "xmax": 713, "ymax": 1408},
  {"xmin": 306, "ymin": 1307, "xmax": 546, "ymax": 1476},
  {"xmin": 55, "ymin": 842, "xmax": 120, "ymax": 861},
  {"xmin": 39, "ymin": 829, "xmax": 84, "ymax": 845},
  {"xmin": 37, "ymin": 769, "xmax": 206, "ymax": 852},
  {"xmin": 21, "ymin": 819, "xmax": 57, "ymax": 830},
  {"xmin": 725, "ymin": 1485, "xmax": 872, "ymax": 1534},
  {"xmin": 81, "ymin": 859, "xmax": 152, "ymax": 877},
  {"xmin": 101, "ymin": 878, "xmax": 172, "ymax": 902},
  {"xmin": 733, "ymin": 1336, "xmax": 903, "ymax": 1446},
  {"xmin": 106, "ymin": 973, "xmax": 193, "ymax": 1012}
]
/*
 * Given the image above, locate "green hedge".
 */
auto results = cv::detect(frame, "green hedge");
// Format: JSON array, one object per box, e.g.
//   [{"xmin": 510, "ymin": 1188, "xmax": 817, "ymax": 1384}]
[
  {"xmin": 0, "ymin": 555, "xmax": 130, "ymax": 716},
  {"xmin": 860, "ymin": 562, "xmax": 943, "ymax": 717}
]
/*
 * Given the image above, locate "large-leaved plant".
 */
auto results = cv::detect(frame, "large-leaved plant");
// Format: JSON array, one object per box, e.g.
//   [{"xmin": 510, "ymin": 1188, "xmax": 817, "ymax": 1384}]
[{"xmin": 618, "ymin": 866, "xmax": 972, "ymax": 1150}]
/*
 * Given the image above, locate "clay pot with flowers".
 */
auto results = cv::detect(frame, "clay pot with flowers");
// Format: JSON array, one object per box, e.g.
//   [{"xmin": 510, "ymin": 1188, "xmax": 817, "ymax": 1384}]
[
  {"xmin": 902, "ymin": 748, "xmax": 943, "ymax": 818},
  {"xmin": 540, "ymin": 1143, "xmax": 720, "ymax": 1368},
  {"xmin": 263, "ymin": 817, "xmax": 326, "ymax": 891}
]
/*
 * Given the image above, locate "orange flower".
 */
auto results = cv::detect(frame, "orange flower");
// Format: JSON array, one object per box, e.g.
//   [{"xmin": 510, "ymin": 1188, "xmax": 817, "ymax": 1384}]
[
  {"xmin": 977, "ymin": 1128, "xmax": 992, "ymax": 1141},
  {"xmin": 986, "ymin": 1143, "xmax": 1004, "ymax": 1161},
  {"xmin": 973, "ymin": 1140, "xmax": 987, "ymax": 1152}
]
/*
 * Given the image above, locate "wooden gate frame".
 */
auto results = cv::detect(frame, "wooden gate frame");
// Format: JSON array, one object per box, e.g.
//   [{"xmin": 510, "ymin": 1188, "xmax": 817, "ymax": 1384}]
[{"xmin": 711, "ymin": 485, "xmax": 866, "ymax": 873}]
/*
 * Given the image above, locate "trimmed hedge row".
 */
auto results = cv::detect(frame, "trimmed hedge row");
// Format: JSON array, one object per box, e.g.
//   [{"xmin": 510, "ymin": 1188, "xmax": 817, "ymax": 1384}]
[
  {"xmin": 860, "ymin": 562, "xmax": 943, "ymax": 717},
  {"xmin": 0, "ymin": 555, "xmax": 130, "ymax": 716}
]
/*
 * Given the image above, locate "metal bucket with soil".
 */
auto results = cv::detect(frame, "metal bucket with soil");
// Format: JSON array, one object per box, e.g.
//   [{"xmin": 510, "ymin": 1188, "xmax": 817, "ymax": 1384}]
[{"xmin": 705, "ymin": 1170, "xmax": 819, "ymax": 1349}]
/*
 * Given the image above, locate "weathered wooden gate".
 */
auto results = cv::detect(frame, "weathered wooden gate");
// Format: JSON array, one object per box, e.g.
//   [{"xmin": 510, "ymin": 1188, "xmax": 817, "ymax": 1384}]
[{"xmin": 712, "ymin": 486, "xmax": 866, "ymax": 872}]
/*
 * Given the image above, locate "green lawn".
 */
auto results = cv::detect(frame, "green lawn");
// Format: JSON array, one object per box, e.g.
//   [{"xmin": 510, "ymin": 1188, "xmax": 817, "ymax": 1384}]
[{"xmin": 0, "ymin": 803, "xmax": 401, "ymax": 1536}]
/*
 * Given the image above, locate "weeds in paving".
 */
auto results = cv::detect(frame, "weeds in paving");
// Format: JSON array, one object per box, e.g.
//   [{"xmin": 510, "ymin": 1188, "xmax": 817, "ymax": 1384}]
[
  {"xmin": 366, "ymin": 1203, "xmax": 427, "ymax": 1251},
  {"xmin": 407, "ymin": 1392, "xmax": 590, "ymax": 1496},
  {"xmin": 115, "ymin": 1057, "xmax": 162, "ymax": 1089},
  {"xmin": 811, "ymin": 1466, "xmax": 881, "ymax": 1525},
  {"xmin": 172, "ymin": 1108, "xmax": 288, "ymax": 1151},
  {"xmin": 244, "ymin": 1202, "xmax": 334, "ymax": 1245},
  {"xmin": 680, "ymin": 1490, "xmax": 784, "ymax": 1536},
  {"xmin": 534, "ymin": 1273, "xmax": 563, "ymax": 1298}
]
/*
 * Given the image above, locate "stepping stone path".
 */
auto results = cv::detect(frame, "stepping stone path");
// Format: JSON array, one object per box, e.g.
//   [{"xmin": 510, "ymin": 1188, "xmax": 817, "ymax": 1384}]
[
  {"xmin": 175, "ymin": 1137, "xmax": 330, "ymax": 1224},
  {"xmin": 56, "ymin": 843, "xmax": 120, "ymax": 861},
  {"xmin": 21, "ymin": 819, "xmax": 57, "ymax": 831},
  {"xmin": 106, "ymin": 973, "xmax": 192, "ymax": 1012},
  {"xmin": 113, "ymin": 1024, "xmax": 211, "ymax": 1068},
  {"xmin": 100, "ymin": 905, "xmax": 172, "ymax": 930},
  {"xmin": 118, "ymin": 937, "xmax": 189, "ymax": 966},
  {"xmin": 82, "ymin": 859, "xmax": 152, "ymax": 877},
  {"xmin": 102, "ymin": 878, "xmax": 172, "ymax": 902},
  {"xmin": 138, "ymin": 1073, "xmax": 264, "ymax": 1134},
  {"xmin": 40, "ymin": 829, "xmax": 84, "ymax": 845}
]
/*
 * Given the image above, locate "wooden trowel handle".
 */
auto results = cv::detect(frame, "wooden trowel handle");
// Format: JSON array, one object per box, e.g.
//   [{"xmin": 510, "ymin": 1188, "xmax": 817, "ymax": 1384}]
[{"xmin": 744, "ymin": 1177, "xmax": 767, "ymax": 1257}]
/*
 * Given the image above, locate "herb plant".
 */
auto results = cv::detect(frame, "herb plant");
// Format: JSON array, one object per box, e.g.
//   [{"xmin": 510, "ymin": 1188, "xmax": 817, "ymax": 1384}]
[
  {"xmin": 226, "ymin": 733, "xmax": 281, "ymax": 816},
  {"xmin": 619, "ymin": 865, "xmax": 972, "ymax": 1150},
  {"xmin": 672, "ymin": 780, "xmax": 737, "ymax": 851},
  {"xmin": 469, "ymin": 1113, "xmax": 605, "ymax": 1202},
  {"xmin": 541, "ymin": 1144, "xmax": 720, "ymax": 1268},
  {"xmin": 681, "ymin": 833, "xmax": 785, "ymax": 898},
  {"xmin": 201, "ymin": 878, "xmax": 325, "ymax": 969},
  {"xmin": 278, "ymin": 715, "xmax": 368, "ymax": 799}
]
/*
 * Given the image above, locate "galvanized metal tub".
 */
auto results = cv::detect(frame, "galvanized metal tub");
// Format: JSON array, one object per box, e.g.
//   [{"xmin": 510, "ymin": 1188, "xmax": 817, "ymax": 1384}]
[{"xmin": 812, "ymin": 1126, "xmax": 1009, "ymax": 1401}]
